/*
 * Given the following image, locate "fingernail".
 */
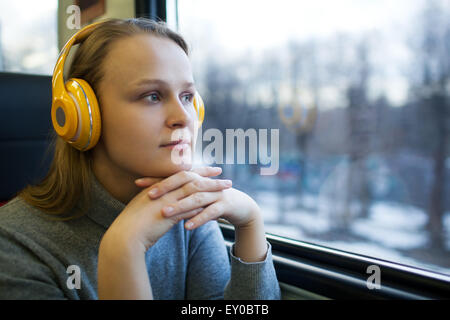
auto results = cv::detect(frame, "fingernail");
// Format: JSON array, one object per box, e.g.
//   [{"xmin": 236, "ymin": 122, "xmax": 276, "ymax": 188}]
[
  {"xmin": 163, "ymin": 206, "xmax": 174, "ymax": 215},
  {"xmin": 223, "ymin": 180, "xmax": 232, "ymax": 186},
  {"xmin": 135, "ymin": 178, "xmax": 145, "ymax": 184},
  {"xmin": 186, "ymin": 222, "xmax": 194, "ymax": 229},
  {"xmin": 148, "ymin": 188, "xmax": 158, "ymax": 197}
]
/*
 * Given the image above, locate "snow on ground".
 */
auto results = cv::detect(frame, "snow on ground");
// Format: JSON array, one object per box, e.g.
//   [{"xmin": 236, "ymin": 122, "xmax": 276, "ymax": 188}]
[
  {"xmin": 368, "ymin": 202, "xmax": 427, "ymax": 231},
  {"xmin": 284, "ymin": 209, "xmax": 331, "ymax": 233},
  {"xmin": 350, "ymin": 202, "xmax": 428, "ymax": 250},
  {"xmin": 253, "ymin": 191, "xmax": 450, "ymax": 275},
  {"xmin": 254, "ymin": 191, "xmax": 282, "ymax": 222}
]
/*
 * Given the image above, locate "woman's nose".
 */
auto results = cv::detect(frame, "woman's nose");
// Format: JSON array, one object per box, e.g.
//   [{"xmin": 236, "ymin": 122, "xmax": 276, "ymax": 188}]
[{"xmin": 165, "ymin": 96, "xmax": 191, "ymax": 128}]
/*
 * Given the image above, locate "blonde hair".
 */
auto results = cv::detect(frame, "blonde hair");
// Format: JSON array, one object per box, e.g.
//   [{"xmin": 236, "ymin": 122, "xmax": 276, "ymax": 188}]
[{"xmin": 18, "ymin": 18, "xmax": 189, "ymax": 220}]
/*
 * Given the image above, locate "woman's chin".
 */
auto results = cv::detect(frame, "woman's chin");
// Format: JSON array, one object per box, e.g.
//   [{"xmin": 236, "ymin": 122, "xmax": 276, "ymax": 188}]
[
  {"xmin": 166, "ymin": 162, "xmax": 193, "ymax": 175},
  {"xmin": 147, "ymin": 162, "xmax": 193, "ymax": 178}
]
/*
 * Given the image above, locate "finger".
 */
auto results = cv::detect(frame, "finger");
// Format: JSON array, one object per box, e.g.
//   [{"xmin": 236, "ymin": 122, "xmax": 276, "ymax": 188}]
[
  {"xmin": 148, "ymin": 167, "xmax": 222, "ymax": 198},
  {"xmin": 135, "ymin": 166, "xmax": 222, "ymax": 188},
  {"xmin": 134, "ymin": 177, "xmax": 164, "ymax": 187},
  {"xmin": 169, "ymin": 207, "xmax": 204, "ymax": 224},
  {"xmin": 170, "ymin": 178, "xmax": 232, "ymax": 202},
  {"xmin": 185, "ymin": 201, "xmax": 224, "ymax": 230},
  {"xmin": 162, "ymin": 191, "xmax": 223, "ymax": 217},
  {"xmin": 190, "ymin": 166, "xmax": 222, "ymax": 177}
]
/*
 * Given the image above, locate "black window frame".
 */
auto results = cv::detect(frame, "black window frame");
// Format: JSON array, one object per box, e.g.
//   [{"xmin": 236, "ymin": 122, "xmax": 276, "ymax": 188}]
[
  {"xmin": 135, "ymin": 0, "xmax": 166, "ymax": 21},
  {"xmin": 220, "ymin": 223, "xmax": 450, "ymax": 299}
]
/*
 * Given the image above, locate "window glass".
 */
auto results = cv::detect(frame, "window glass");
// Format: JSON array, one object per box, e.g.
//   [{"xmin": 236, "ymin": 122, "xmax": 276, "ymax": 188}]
[
  {"xmin": 0, "ymin": 1, "xmax": 58, "ymax": 74},
  {"xmin": 179, "ymin": 0, "xmax": 450, "ymax": 276}
]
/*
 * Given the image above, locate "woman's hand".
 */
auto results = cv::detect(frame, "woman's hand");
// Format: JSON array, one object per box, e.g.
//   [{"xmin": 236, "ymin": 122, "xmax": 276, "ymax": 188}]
[
  {"xmin": 136, "ymin": 169, "xmax": 268, "ymax": 263},
  {"xmin": 137, "ymin": 171, "xmax": 262, "ymax": 231},
  {"xmin": 102, "ymin": 166, "xmax": 232, "ymax": 253}
]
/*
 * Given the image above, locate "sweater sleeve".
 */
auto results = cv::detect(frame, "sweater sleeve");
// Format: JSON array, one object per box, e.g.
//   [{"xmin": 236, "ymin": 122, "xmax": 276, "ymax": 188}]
[
  {"xmin": 225, "ymin": 241, "xmax": 281, "ymax": 300},
  {"xmin": 0, "ymin": 226, "xmax": 67, "ymax": 300},
  {"xmin": 185, "ymin": 220, "xmax": 281, "ymax": 300}
]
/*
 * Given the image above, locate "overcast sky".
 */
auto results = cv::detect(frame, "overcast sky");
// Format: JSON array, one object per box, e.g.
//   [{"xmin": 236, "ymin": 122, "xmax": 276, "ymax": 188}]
[
  {"xmin": 177, "ymin": 0, "xmax": 446, "ymax": 107},
  {"xmin": 0, "ymin": 0, "xmax": 57, "ymax": 72},
  {"xmin": 178, "ymin": 0, "xmax": 424, "ymax": 51}
]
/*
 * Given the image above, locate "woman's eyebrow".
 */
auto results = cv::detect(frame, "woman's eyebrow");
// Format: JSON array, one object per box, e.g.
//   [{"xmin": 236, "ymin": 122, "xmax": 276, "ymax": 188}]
[{"xmin": 134, "ymin": 78, "xmax": 195, "ymax": 89}]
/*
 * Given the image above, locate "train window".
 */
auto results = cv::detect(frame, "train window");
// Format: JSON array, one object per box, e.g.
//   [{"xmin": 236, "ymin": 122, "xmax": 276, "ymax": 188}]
[
  {"xmin": 0, "ymin": 1, "xmax": 58, "ymax": 75},
  {"xmin": 178, "ymin": 0, "xmax": 450, "ymax": 277}
]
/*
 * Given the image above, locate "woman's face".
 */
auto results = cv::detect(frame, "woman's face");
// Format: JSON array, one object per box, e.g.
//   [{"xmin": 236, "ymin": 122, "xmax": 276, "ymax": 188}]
[{"xmin": 94, "ymin": 34, "xmax": 197, "ymax": 179}]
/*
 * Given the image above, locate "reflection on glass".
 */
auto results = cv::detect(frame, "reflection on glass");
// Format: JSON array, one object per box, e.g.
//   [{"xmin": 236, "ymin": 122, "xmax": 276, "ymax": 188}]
[{"xmin": 180, "ymin": 0, "xmax": 450, "ymax": 275}]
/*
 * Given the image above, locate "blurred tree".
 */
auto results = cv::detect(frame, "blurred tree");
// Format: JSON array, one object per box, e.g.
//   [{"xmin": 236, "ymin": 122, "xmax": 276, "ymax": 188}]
[
  {"xmin": 338, "ymin": 38, "xmax": 374, "ymax": 229},
  {"xmin": 411, "ymin": 0, "xmax": 450, "ymax": 250}
]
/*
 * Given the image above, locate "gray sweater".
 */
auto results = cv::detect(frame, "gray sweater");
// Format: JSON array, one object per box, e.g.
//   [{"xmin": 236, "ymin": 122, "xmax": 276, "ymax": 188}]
[{"xmin": 0, "ymin": 174, "xmax": 280, "ymax": 300}]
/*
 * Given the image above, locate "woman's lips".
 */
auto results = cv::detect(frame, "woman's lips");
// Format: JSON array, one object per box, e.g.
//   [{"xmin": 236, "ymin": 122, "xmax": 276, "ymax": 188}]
[
  {"xmin": 162, "ymin": 143, "xmax": 190, "ymax": 150},
  {"xmin": 160, "ymin": 139, "xmax": 191, "ymax": 149}
]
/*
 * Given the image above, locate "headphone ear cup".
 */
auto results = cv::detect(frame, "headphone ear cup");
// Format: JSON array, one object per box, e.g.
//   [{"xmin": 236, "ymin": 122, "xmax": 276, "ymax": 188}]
[
  {"xmin": 193, "ymin": 93, "xmax": 205, "ymax": 128},
  {"xmin": 51, "ymin": 92, "xmax": 79, "ymax": 141},
  {"xmin": 65, "ymin": 78, "xmax": 101, "ymax": 151}
]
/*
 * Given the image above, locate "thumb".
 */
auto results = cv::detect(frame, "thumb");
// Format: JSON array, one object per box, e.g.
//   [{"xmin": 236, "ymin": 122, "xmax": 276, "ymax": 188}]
[
  {"xmin": 134, "ymin": 177, "xmax": 163, "ymax": 187},
  {"xmin": 135, "ymin": 166, "xmax": 222, "ymax": 187},
  {"xmin": 190, "ymin": 166, "xmax": 223, "ymax": 177}
]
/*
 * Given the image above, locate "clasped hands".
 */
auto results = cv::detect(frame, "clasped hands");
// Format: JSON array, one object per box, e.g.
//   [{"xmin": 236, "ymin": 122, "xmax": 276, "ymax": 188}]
[{"xmin": 134, "ymin": 166, "xmax": 261, "ymax": 231}]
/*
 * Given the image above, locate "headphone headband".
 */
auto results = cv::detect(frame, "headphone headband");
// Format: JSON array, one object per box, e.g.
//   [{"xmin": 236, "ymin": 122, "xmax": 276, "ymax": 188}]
[{"xmin": 52, "ymin": 22, "xmax": 103, "ymax": 99}]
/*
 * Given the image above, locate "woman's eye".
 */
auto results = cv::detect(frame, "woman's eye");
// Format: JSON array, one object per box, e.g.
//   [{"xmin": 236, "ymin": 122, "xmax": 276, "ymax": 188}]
[
  {"xmin": 143, "ymin": 93, "xmax": 160, "ymax": 103},
  {"xmin": 182, "ymin": 94, "xmax": 194, "ymax": 104}
]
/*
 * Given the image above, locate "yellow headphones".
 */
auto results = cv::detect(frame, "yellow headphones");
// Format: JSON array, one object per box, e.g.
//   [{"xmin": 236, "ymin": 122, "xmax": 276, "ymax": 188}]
[{"xmin": 51, "ymin": 21, "xmax": 205, "ymax": 151}]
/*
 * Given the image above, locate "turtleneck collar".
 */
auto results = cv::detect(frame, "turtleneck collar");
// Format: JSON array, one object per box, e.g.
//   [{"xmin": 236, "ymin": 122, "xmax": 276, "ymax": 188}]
[{"xmin": 85, "ymin": 173, "xmax": 127, "ymax": 229}]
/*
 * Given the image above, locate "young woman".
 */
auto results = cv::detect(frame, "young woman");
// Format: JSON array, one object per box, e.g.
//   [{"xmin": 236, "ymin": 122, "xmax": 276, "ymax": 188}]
[{"xmin": 0, "ymin": 18, "xmax": 280, "ymax": 300}]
